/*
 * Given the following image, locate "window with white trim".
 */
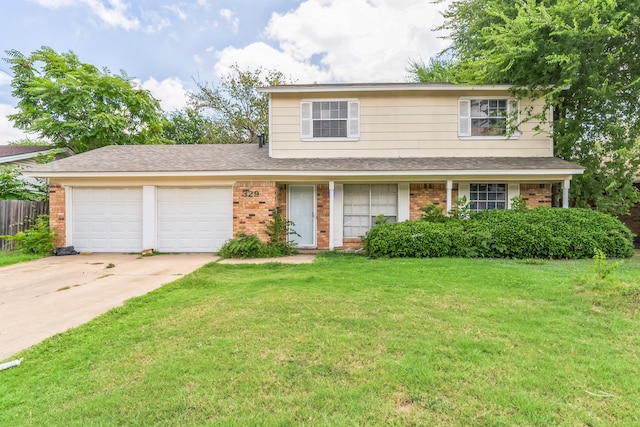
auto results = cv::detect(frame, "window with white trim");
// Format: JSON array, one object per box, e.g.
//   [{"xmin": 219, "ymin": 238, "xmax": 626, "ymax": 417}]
[
  {"xmin": 469, "ymin": 183, "xmax": 507, "ymax": 211},
  {"xmin": 344, "ymin": 184, "xmax": 397, "ymax": 237},
  {"xmin": 459, "ymin": 98, "xmax": 518, "ymax": 137},
  {"xmin": 301, "ymin": 100, "xmax": 359, "ymax": 140}
]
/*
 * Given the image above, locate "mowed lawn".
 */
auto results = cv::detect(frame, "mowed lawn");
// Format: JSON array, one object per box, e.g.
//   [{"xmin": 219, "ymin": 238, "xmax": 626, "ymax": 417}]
[{"xmin": 2, "ymin": 253, "xmax": 639, "ymax": 426}]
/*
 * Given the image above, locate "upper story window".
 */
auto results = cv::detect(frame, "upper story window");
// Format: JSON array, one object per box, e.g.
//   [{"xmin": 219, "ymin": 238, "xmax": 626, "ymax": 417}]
[
  {"xmin": 300, "ymin": 100, "xmax": 360, "ymax": 140},
  {"xmin": 458, "ymin": 98, "xmax": 519, "ymax": 138}
]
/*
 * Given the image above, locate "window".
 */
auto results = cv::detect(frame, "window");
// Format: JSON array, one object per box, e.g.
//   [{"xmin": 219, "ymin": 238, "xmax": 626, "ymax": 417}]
[
  {"xmin": 343, "ymin": 184, "xmax": 397, "ymax": 237},
  {"xmin": 458, "ymin": 98, "xmax": 518, "ymax": 137},
  {"xmin": 301, "ymin": 100, "xmax": 359, "ymax": 140},
  {"xmin": 469, "ymin": 184, "xmax": 507, "ymax": 211}
]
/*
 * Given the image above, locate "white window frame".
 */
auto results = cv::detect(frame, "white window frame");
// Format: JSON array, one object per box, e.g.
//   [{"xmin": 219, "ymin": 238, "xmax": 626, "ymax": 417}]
[
  {"xmin": 343, "ymin": 184, "xmax": 397, "ymax": 238},
  {"xmin": 300, "ymin": 99, "xmax": 360, "ymax": 141},
  {"xmin": 458, "ymin": 183, "xmax": 520, "ymax": 211},
  {"xmin": 458, "ymin": 97, "xmax": 520, "ymax": 139}
]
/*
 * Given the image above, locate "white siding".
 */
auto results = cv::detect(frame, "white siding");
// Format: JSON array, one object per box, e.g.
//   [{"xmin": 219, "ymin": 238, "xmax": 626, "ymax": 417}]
[{"xmin": 268, "ymin": 90, "xmax": 551, "ymax": 159}]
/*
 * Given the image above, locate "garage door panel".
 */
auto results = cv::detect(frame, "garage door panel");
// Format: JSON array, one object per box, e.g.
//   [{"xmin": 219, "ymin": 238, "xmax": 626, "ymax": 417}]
[
  {"xmin": 72, "ymin": 188, "xmax": 142, "ymax": 252},
  {"xmin": 157, "ymin": 187, "xmax": 232, "ymax": 252}
]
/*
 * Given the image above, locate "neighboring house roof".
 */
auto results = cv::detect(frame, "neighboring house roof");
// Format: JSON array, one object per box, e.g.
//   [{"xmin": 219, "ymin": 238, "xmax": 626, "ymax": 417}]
[
  {"xmin": 0, "ymin": 145, "xmax": 56, "ymax": 164},
  {"xmin": 26, "ymin": 144, "xmax": 584, "ymax": 178}
]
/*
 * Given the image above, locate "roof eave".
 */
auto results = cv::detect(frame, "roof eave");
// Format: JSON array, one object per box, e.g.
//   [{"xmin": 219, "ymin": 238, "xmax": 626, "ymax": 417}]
[
  {"xmin": 258, "ymin": 83, "xmax": 516, "ymax": 94},
  {"xmin": 0, "ymin": 150, "xmax": 55, "ymax": 164},
  {"xmin": 25, "ymin": 168, "xmax": 584, "ymax": 179}
]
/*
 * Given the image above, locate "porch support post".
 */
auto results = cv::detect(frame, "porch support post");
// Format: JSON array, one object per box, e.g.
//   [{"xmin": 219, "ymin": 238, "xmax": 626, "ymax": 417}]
[
  {"xmin": 329, "ymin": 180, "xmax": 335, "ymax": 250},
  {"xmin": 142, "ymin": 185, "xmax": 157, "ymax": 250},
  {"xmin": 446, "ymin": 180, "xmax": 453, "ymax": 215},
  {"xmin": 562, "ymin": 179, "xmax": 570, "ymax": 208}
]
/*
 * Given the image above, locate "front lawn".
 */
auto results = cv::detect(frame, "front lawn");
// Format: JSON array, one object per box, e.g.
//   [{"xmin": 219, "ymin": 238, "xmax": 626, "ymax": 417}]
[
  {"xmin": 2, "ymin": 253, "xmax": 639, "ymax": 426},
  {"xmin": 0, "ymin": 250, "xmax": 43, "ymax": 267}
]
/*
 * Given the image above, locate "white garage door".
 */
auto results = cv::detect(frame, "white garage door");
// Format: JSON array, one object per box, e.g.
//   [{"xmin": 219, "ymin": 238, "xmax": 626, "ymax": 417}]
[
  {"xmin": 157, "ymin": 187, "xmax": 232, "ymax": 252},
  {"xmin": 72, "ymin": 188, "xmax": 143, "ymax": 252}
]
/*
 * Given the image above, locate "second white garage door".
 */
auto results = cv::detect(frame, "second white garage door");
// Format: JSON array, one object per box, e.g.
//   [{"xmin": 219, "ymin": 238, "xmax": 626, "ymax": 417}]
[{"xmin": 157, "ymin": 187, "xmax": 233, "ymax": 252}]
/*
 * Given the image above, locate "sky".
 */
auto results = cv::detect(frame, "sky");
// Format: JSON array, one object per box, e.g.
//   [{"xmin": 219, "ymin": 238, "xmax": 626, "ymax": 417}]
[{"xmin": 0, "ymin": 0, "xmax": 452, "ymax": 144}]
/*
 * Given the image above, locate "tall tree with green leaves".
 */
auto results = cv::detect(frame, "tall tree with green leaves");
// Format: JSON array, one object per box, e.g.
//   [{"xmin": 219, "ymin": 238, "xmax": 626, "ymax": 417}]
[
  {"xmin": 190, "ymin": 64, "xmax": 288, "ymax": 144},
  {"xmin": 3, "ymin": 46, "xmax": 165, "ymax": 153},
  {"xmin": 413, "ymin": 0, "xmax": 640, "ymax": 214},
  {"xmin": 161, "ymin": 108, "xmax": 225, "ymax": 144}
]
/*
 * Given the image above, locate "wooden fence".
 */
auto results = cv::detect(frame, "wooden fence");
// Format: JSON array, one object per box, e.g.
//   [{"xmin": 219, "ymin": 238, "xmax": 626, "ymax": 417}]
[{"xmin": 0, "ymin": 200, "xmax": 49, "ymax": 250}]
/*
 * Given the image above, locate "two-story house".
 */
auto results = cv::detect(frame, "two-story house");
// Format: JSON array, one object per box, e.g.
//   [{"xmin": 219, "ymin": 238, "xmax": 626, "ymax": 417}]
[{"xmin": 26, "ymin": 83, "xmax": 584, "ymax": 253}]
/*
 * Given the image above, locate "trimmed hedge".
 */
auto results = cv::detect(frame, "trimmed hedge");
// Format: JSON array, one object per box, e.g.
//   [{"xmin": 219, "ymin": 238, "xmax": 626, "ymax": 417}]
[{"xmin": 364, "ymin": 207, "xmax": 635, "ymax": 259}]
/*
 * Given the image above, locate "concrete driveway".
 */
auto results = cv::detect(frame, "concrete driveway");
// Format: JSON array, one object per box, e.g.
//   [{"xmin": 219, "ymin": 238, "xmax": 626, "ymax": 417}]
[{"xmin": 0, "ymin": 253, "xmax": 216, "ymax": 361}]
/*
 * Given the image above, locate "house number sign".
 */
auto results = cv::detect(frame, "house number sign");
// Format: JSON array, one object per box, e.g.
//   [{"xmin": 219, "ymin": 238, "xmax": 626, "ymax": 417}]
[{"xmin": 242, "ymin": 189, "xmax": 260, "ymax": 198}]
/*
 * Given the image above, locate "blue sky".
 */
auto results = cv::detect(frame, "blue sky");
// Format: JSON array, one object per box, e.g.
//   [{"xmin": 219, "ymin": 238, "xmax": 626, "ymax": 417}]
[{"xmin": 0, "ymin": 0, "xmax": 451, "ymax": 144}]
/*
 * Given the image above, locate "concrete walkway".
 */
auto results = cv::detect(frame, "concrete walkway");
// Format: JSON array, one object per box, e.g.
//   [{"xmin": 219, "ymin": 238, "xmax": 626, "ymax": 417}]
[{"xmin": 0, "ymin": 253, "xmax": 215, "ymax": 360}]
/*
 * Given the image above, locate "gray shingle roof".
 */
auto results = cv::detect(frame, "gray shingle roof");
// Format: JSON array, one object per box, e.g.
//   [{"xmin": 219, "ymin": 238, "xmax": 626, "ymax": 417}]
[
  {"xmin": 0, "ymin": 145, "xmax": 54, "ymax": 159},
  {"xmin": 26, "ymin": 144, "xmax": 584, "ymax": 175}
]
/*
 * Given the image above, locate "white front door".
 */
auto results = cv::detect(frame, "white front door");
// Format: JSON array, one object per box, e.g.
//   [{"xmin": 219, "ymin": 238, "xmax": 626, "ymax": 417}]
[{"xmin": 288, "ymin": 185, "xmax": 316, "ymax": 247}]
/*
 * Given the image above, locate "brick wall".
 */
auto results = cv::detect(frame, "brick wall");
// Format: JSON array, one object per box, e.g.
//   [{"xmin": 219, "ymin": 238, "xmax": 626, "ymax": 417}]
[
  {"xmin": 409, "ymin": 183, "xmax": 458, "ymax": 220},
  {"xmin": 316, "ymin": 184, "xmax": 330, "ymax": 249},
  {"xmin": 520, "ymin": 183, "xmax": 553, "ymax": 208},
  {"xmin": 48, "ymin": 183, "xmax": 66, "ymax": 247},
  {"xmin": 232, "ymin": 181, "xmax": 279, "ymax": 242}
]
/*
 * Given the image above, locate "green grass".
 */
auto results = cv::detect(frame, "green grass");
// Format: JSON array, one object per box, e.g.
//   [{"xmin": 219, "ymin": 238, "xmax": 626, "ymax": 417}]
[
  {"xmin": 2, "ymin": 253, "xmax": 640, "ymax": 426},
  {"xmin": 0, "ymin": 250, "xmax": 43, "ymax": 267}
]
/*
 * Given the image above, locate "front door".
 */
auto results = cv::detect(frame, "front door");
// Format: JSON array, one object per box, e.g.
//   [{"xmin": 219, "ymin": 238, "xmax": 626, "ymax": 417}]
[{"xmin": 288, "ymin": 185, "xmax": 316, "ymax": 247}]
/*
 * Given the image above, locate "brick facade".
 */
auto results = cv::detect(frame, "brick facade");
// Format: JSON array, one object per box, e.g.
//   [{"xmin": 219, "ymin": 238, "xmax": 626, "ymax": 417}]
[
  {"xmin": 232, "ymin": 181, "xmax": 279, "ymax": 241},
  {"xmin": 409, "ymin": 183, "xmax": 459, "ymax": 220},
  {"xmin": 48, "ymin": 183, "xmax": 66, "ymax": 247},
  {"xmin": 50, "ymin": 180, "xmax": 561, "ymax": 253},
  {"xmin": 316, "ymin": 184, "xmax": 330, "ymax": 250},
  {"xmin": 520, "ymin": 183, "xmax": 553, "ymax": 208}
]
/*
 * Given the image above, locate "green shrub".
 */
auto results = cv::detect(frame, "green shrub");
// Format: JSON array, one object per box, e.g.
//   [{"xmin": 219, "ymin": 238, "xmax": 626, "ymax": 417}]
[
  {"xmin": 218, "ymin": 212, "xmax": 299, "ymax": 259},
  {"xmin": 468, "ymin": 208, "xmax": 634, "ymax": 259},
  {"xmin": 264, "ymin": 210, "xmax": 298, "ymax": 256},
  {"xmin": 364, "ymin": 208, "xmax": 635, "ymax": 259},
  {"xmin": 363, "ymin": 220, "xmax": 472, "ymax": 258},
  {"xmin": 1, "ymin": 215, "xmax": 56, "ymax": 255},
  {"xmin": 418, "ymin": 203, "xmax": 448, "ymax": 223},
  {"xmin": 218, "ymin": 232, "xmax": 266, "ymax": 259}
]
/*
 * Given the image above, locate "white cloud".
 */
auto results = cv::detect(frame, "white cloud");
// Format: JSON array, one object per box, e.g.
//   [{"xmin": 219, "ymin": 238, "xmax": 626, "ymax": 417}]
[
  {"xmin": 165, "ymin": 4, "xmax": 187, "ymax": 21},
  {"xmin": 214, "ymin": 0, "xmax": 451, "ymax": 83},
  {"xmin": 0, "ymin": 105, "xmax": 29, "ymax": 145},
  {"xmin": 137, "ymin": 77, "xmax": 190, "ymax": 112},
  {"xmin": 31, "ymin": 0, "xmax": 140, "ymax": 31},
  {"xmin": 84, "ymin": 0, "xmax": 139, "ymax": 30},
  {"xmin": 219, "ymin": 8, "xmax": 239, "ymax": 34},
  {"xmin": 0, "ymin": 73, "xmax": 11, "ymax": 86},
  {"xmin": 214, "ymin": 42, "xmax": 329, "ymax": 83},
  {"xmin": 29, "ymin": 0, "xmax": 78, "ymax": 7}
]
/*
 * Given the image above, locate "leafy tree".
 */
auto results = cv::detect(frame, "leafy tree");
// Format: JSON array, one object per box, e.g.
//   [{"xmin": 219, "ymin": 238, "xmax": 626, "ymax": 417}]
[
  {"xmin": 190, "ymin": 64, "xmax": 288, "ymax": 144},
  {"xmin": 8, "ymin": 139, "xmax": 52, "ymax": 146},
  {"xmin": 161, "ymin": 108, "xmax": 226, "ymax": 144},
  {"xmin": 0, "ymin": 165, "xmax": 46, "ymax": 200},
  {"xmin": 408, "ymin": 55, "xmax": 458, "ymax": 83},
  {"xmin": 414, "ymin": 0, "xmax": 640, "ymax": 215},
  {"xmin": 3, "ymin": 46, "xmax": 165, "ymax": 153},
  {"xmin": 0, "ymin": 148, "xmax": 63, "ymax": 201}
]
